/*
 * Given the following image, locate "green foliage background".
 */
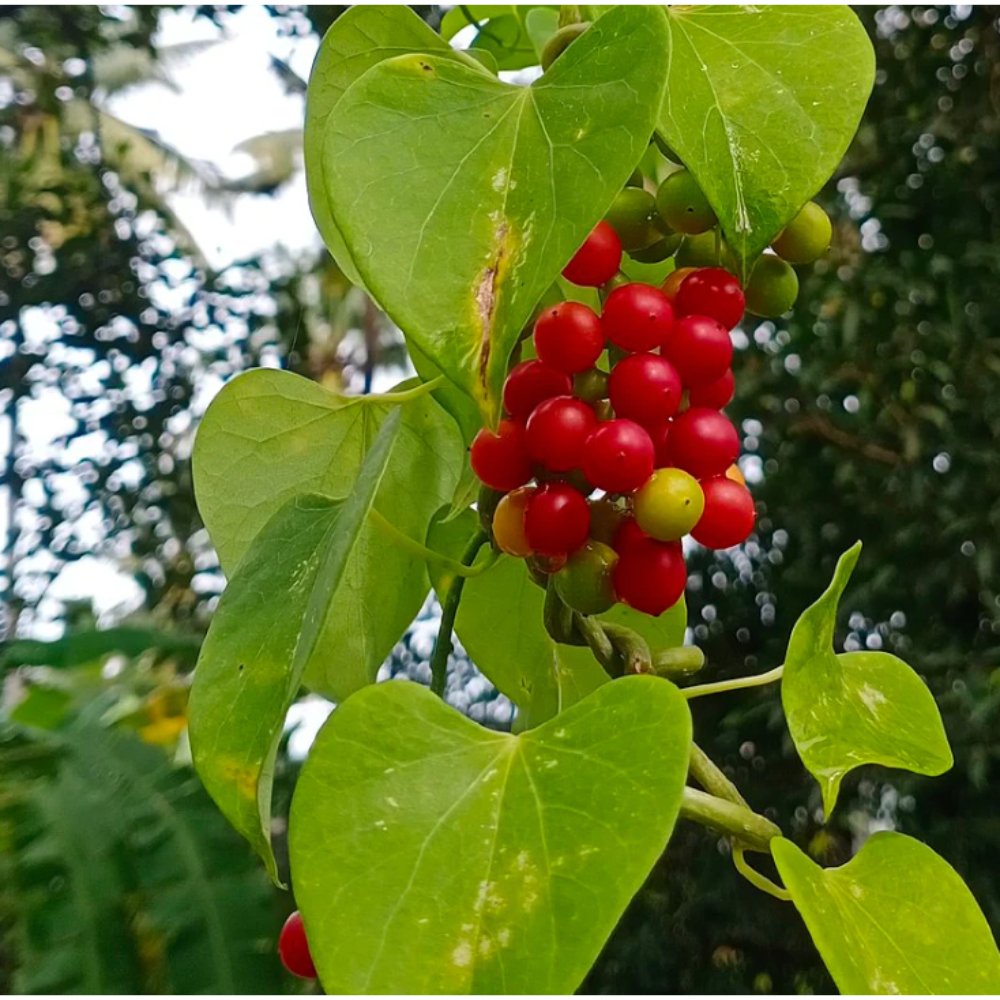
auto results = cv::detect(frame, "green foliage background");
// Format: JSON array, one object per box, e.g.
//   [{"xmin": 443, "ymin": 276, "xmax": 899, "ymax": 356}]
[{"xmin": 2, "ymin": 4, "xmax": 999, "ymax": 994}]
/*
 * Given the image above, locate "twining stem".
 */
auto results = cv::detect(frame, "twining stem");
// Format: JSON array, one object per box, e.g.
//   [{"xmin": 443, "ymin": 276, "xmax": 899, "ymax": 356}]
[
  {"xmin": 429, "ymin": 530, "xmax": 488, "ymax": 698},
  {"xmin": 681, "ymin": 664, "xmax": 784, "ymax": 700},
  {"xmin": 679, "ymin": 787, "xmax": 781, "ymax": 854},
  {"xmin": 689, "ymin": 742, "xmax": 749, "ymax": 809},
  {"xmin": 573, "ymin": 612, "xmax": 616, "ymax": 670},
  {"xmin": 544, "ymin": 579, "xmax": 580, "ymax": 646},
  {"xmin": 368, "ymin": 509, "xmax": 497, "ymax": 578},
  {"xmin": 733, "ymin": 845, "xmax": 792, "ymax": 902}
]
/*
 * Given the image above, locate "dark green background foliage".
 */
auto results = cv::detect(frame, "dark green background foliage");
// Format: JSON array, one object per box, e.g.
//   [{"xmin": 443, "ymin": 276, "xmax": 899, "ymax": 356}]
[{"xmin": 2, "ymin": 4, "xmax": 998, "ymax": 994}]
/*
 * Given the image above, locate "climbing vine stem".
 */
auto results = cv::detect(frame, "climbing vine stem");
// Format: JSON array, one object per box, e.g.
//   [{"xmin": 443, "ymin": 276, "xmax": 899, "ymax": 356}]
[{"xmin": 429, "ymin": 529, "xmax": 488, "ymax": 698}]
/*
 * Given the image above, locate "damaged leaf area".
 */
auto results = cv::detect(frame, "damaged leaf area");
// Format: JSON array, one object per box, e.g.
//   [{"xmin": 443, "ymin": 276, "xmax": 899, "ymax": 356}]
[
  {"xmin": 289, "ymin": 676, "xmax": 691, "ymax": 993},
  {"xmin": 321, "ymin": 5, "xmax": 669, "ymax": 424}
]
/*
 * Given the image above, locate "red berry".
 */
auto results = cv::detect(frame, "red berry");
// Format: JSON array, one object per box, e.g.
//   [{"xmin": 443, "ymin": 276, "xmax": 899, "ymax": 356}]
[
  {"xmin": 692, "ymin": 476, "xmax": 756, "ymax": 549},
  {"xmin": 688, "ymin": 369, "xmax": 735, "ymax": 410},
  {"xmin": 613, "ymin": 516, "xmax": 648, "ymax": 554},
  {"xmin": 613, "ymin": 538, "xmax": 687, "ymax": 616},
  {"xmin": 524, "ymin": 395, "xmax": 596, "ymax": 472},
  {"xmin": 666, "ymin": 407, "xmax": 739, "ymax": 479},
  {"xmin": 647, "ymin": 421, "xmax": 671, "ymax": 467},
  {"xmin": 663, "ymin": 314, "xmax": 733, "ymax": 386},
  {"xmin": 562, "ymin": 221, "xmax": 622, "ymax": 286},
  {"xmin": 582, "ymin": 419, "xmax": 655, "ymax": 494},
  {"xmin": 503, "ymin": 359, "xmax": 572, "ymax": 420},
  {"xmin": 675, "ymin": 267, "xmax": 745, "ymax": 329},
  {"xmin": 608, "ymin": 353, "xmax": 682, "ymax": 426},
  {"xmin": 524, "ymin": 483, "xmax": 591, "ymax": 556},
  {"xmin": 532, "ymin": 301, "xmax": 604, "ymax": 374},
  {"xmin": 602, "ymin": 282, "xmax": 674, "ymax": 353},
  {"xmin": 470, "ymin": 419, "xmax": 532, "ymax": 491},
  {"xmin": 279, "ymin": 911, "xmax": 317, "ymax": 980}
]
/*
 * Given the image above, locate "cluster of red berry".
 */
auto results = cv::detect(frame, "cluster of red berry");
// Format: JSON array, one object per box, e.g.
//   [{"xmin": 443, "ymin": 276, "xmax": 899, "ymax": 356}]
[{"xmin": 470, "ymin": 222, "xmax": 755, "ymax": 618}]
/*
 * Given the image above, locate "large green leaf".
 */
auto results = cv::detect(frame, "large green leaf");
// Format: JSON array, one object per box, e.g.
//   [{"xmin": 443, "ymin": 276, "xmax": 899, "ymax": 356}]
[
  {"xmin": 323, "ymin": 5, "xmax": 669, "ymax": 422},
  {"xmin": 658, "ymin": 6, "xmax": 875, "ymax": 276},
  {"xmin": 781, "ymin": 543, "xmax": 952, "ymax": 817},
  {"xmin": 773, "ymin": 834, "xmax": 1000, "ymax": 994},
  {"xmin": 189, "ymin": 410, "xmax": 400, "ymax": 879},
  {"xmin": 289, "ymin": 675, "xmax": 691, "ymax": 993},
  {"xmin": 192, "ymin": 369, "xmax": 463, "ymax": 696},
  {"xmin": 0, "ymin": 718, "xmax": 280, "ymax": 994},
  {"xmin": 305, "ymin": 5, "xmax": 462, "ymax": 286}
]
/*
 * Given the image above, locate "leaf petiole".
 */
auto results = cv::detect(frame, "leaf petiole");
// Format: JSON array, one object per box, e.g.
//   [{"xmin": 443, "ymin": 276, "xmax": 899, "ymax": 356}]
[
  {"xmin": 681, "ymin": 664, "xmax": 784, "ymax": 699},
  {"xmin": 733, "ymin": 845, "xmax": 792, "ymax": 902},
  {"xmin": 370, "ymin": 375, "xmax": 445, "ymax": 404},
  {"xmin": 368, "ymin": 508, "xmax": 496, "ymax": 578}
]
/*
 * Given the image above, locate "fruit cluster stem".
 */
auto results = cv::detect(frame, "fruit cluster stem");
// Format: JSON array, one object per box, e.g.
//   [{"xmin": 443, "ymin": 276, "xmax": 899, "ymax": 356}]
[{"xmin": 429, "ymin": 530, "xmax": 488, "ymax": 698}]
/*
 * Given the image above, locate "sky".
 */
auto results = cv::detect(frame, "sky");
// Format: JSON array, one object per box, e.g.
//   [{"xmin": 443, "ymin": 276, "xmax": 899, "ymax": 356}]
[
  {"xmin": 109, "ymin": 6, "xmax": 321, "ymax": 269},
  {"xmin": 16, "ymin": 9, "xmax": 330, "ymax": 627}
]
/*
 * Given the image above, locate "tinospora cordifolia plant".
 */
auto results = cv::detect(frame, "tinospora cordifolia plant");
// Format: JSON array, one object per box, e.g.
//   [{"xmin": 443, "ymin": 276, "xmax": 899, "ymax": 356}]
[{"xmin": 187, "ymin": 5, "xmax": 1000, "ymax": 994}]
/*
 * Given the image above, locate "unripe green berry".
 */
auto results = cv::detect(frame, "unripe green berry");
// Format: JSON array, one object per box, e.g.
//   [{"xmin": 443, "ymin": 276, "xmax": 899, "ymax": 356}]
[
  {"xmin": 656, "ymin": 169, "xmax": 717, "ymax": 235},
  {"xmin": 605, "ymin": 187, "xmax": 660, "ymax": 252},
  {"xmin": 628, "ymin": 233, "xmax": 682, "ymax": 263},
  {"xmin": 573, "ymin": 367, "xmax": 609, "ymax": 403},
  {"xmin": 634, "ymin": 468, "xmax": 705, "ymax": 541},
  {"xmin": 744, "ymin": 255, "xmax": 799, "ymax": 317},
  {"xmin": 541, "ymin": 22, "xmax": 589, "ymax": 70},
  {"xmin": 674, "ymin": 230, "xmax": 736, "ymax": 270},
  {"xmin": 771, "ymin": 200, "xmax": 832, "ymax": 264},
  {"xmin": 554, "ymin": 540, "xmax": 618, "ymax": 615}
]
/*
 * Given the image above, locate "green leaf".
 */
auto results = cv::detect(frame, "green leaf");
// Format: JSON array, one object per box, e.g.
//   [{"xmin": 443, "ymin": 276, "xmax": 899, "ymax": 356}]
[
  {"xmin": 304, "ymin": 5, "xmax": 461, "ymax": 286},
  {"xmin": 462, "ymin": 8, "xmax": 557, "ymax": 70},
  {"xmin": 525, "ymin": 7, "xmax": 560, "ymax": 59},
  {"xmin": 0, "ymin": 718, "xmax": 281, "ymax": 994},
  {"xmin": 323, "ymin": 5, "xmax": 669, "ymax": 422},
  {"xmin": 192, "ymin": 369, "xmax": 463, "ymax": 698},
  {"xmin": 657, "ymin": 6, "xmax": 875, "ymax": 276},
  {"xmin": 439, "ymin": 5, "xmax": 511, "ymax": 41},
  {"xmin": 189, "ymin": 410, "xmax": 400, "ymax": 880},
  {"xmin": 1, "ymin": 626, "xmax": 202, "ymax": 672},
  {"xmin": 289, "ymin": 675, "xmax": 691, "ymax": 993},
  {"xmin": 773, "ymin": 833, "xmax": 1000, "ymax": 994},
  {"xmin": 781, "ymin": 543, "xmax": 952, "ymax": 817}
]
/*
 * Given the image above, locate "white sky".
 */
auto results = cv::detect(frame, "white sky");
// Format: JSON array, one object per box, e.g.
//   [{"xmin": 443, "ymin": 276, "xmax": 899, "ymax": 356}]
[{"xmin": 109, "ymin": 5, "xmax": 322, "ymax": 268}]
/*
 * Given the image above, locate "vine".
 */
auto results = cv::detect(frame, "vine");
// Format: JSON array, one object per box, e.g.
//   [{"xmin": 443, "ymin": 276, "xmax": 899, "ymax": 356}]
[{"xmin": 186, "ymin": 5, "xmax": 1000, "ymax": 995}]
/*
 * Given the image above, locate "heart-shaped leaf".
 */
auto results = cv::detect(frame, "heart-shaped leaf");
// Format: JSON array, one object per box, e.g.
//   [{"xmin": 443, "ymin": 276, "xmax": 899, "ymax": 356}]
[
  {"xmin": 658, "ymin": 6, "xmax": 875, "ymax": 276},
  {"xmin": 429, "ymin": 510, "xmax": 686, "ymax": 728},
  {"xmin": 289, "ymin": 675, "xmax": 691, "ymax": 993},
  {"xmin": 773, "ymin": 833, "xmax": 1000, "ymax": 994},
  {"xmin": 305, "ymin": 5, "xmax": 463, "ymax": 286},
  {"xmin": 192, "ymin": 369, "xmax": 463, "ymax": 698},
  {"xmin": 189, "ymin": 409, "xmax": 400, "ymax": 880},
  {"xmin": 323, "ymin": 5, "xmax": 669, "ymax": 422},
  {"xmin": 781, "ymin": 543, "xmax": 952, "ymax": 816}
]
